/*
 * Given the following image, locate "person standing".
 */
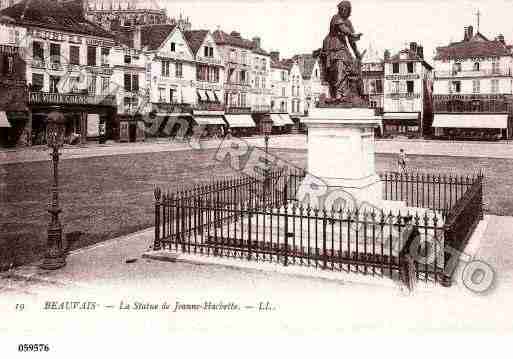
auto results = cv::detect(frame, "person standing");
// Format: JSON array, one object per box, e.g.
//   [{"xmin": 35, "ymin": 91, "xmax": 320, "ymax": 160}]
[{"xmin": 398, "ymin": 148, "xmax": 407, "ymax": 173}]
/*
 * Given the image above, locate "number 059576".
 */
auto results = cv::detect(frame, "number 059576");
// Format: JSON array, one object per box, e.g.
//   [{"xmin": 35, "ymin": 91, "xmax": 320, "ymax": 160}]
[{"xmin": 17, "ymin": 344, "xmax": 50, "ymax": 352}]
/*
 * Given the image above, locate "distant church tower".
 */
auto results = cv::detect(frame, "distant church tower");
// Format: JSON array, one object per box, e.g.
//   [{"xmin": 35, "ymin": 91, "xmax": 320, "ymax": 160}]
[{"xmin": 85, "ymin": 0, "xmax": 189, "ymax": 30}]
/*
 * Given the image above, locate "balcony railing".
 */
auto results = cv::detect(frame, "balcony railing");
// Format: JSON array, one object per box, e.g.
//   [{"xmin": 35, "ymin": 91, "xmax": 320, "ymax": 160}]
[
  {"xmin": 196, "ymin": 56, "xmax": 223, "ymax": 65},
  {"xmin": 28, "ymin": 91, "xmax": 116, "ymax": 107},
  {"xmin": 151, "ymin": 102, "xmax": 193, "ymax": 114},
  {"xmin": 433, "ymin": 95, "xmax": 511, "ymax": 113},
  {"xmin": 226, "ymin": 106, "xmax": 252, "ymax": 114},
  {"xmin": 435, "ymin": 68, "xmax": 513, "ymax": 79},
  {"xmin": 0, "ymin": 44, "xmax": 23, "ymax": 56},
  {"xmin": 31, "ymin": 61, "xmax": 114, "ymax": 75},
  {"xmin": 385, "ymin": 92, "xmax": 421, "ymax": 99},
  {"xmin": 194, "ymin": 103, "xmax": 226, "ymax": 112},
  {"xmin": 251, "ymin": 105, "xmax": 271, "ymax": 113}
]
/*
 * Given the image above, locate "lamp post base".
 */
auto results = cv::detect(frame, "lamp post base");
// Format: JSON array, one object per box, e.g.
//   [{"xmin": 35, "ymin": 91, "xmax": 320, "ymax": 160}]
[
  {"xmin": 39, "ymin": 225, "xmax": 66, "ymax": 270},
  {"xmin": 39, "ymin": 255, "xmax": 67, "ymax": 270}
]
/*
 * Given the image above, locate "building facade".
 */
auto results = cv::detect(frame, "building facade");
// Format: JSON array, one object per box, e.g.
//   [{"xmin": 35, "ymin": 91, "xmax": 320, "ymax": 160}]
[
  {"xmin": 213, "ymin": 30, "xmax": 268, "ymax": 135},
  {"xmin": 361, "ymin": 46, "xmax": 384, "ymax": 114},
  {"xmin": 1, "ymin": 0, "xmax": 118, "ymax": 146},
  {"xmin": 383, "ymin": 42, "xmax": 433, "ymax": 138},
  {"xmin": 0, "ymin": 0, "xmax": 20, "ymax": 11},
  {"xmin": 0, "ymin": 22, "xmax": 28, "ymax": 147},
  {"xmin": 270, "ymin": 52, "xmax": 290, "ymax": 113},
  {"xmin": 250, "ymin": 38, "xmax": 272, "ymax": 115},
  {"xmin": 293, "ymin": 54, "xmax": 327, "ymax": 113},
  {"xmin": 109, "ymin": 37, "xmax": 149, "ymax": 143},
  {"xmin": 432, "ymin": 26, "xmax": 513, "ymax": 140}
]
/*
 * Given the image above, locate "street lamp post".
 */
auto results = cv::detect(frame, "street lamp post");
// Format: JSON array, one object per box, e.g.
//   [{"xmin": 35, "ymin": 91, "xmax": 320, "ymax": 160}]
[{"xmin": 40, "ymin": 111, "xmax": 67, "ymax": 270}]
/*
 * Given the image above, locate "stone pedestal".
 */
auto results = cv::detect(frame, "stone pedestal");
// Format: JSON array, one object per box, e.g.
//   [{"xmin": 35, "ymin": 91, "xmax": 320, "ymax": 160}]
[{"xmin": 302, "ymin": 107, "xmax": 383, "ymax": 209}]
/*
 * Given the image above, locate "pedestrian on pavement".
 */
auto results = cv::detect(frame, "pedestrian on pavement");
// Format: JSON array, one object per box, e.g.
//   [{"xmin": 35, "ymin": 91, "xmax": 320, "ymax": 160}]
[{"xmin": 398, "ymin": 148, "xmax": 407, "ymax": 174}]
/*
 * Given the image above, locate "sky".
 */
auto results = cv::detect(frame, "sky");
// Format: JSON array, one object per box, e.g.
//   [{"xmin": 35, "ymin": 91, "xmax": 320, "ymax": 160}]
[{"xmin": 157, "ymin": 0, "xmax": 513, "ymax": 62}]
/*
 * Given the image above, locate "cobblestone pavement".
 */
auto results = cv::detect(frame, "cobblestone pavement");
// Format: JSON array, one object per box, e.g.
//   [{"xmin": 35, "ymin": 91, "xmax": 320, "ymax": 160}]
[
  {"xmin": 2, "ymin": 146, "xmax": 513, "ymax": 270},
  {"xmin": 2, "ymin": 135, "xmax": 513, "ymax": 165}
]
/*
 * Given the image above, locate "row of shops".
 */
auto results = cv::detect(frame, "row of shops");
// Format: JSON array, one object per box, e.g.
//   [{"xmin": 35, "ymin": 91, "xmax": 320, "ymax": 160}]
[
  {"xmin": 373, "ymin": 111, "xmax": 511, "ymax": 140},
  {"xmin": 142, "ymin": 111, "xmax": 297, "ymax": 141},
  {"xmin": 0, "ymin": 97, "xmax": 298, "ymax": 147}
]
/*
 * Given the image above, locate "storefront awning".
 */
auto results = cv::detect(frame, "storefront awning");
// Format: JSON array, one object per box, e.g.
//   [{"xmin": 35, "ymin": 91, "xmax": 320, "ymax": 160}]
[
  {"xmin": 383, "ymin": 112, "xmax": 419, "ymax": 120},
  {"xmin": 224, "ymin": 114, "xmax": 255, "ymax": 128},
  {"xmin": 197, "ymin": 91, "xmax": 207, "ymax": 102},
  {"xmin": 206, "ymin": 91, "xmax": 217, "ymax": 103},
  {"xmin": 0, "ymin": 111, "xmax": 11, "ymax": 128},
  {"xmin": 432, "ymin": 114, "xmax": 508, "ymax": 129},
  {"xmin": 279, "ymin": 114, "xmax": 294, "ymax": 125},
  {"xmin": 270, "ymin": 114, "xmax": 284, "ymax": 126},
  {"xmin": 194, "ymin": 116, "xmax": 226, "ymax": 125}
]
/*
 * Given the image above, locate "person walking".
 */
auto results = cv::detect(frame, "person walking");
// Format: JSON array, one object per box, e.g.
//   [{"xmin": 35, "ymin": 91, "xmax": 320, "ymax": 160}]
[{"xmin": 398, "ymin": 148, "xmax": 407, "ymax": 174}]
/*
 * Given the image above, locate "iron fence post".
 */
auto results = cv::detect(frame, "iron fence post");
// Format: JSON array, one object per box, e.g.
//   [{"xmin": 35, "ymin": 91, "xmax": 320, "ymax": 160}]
[
  {"xmin": 154, "ymin": 187, "xmax": 162, "ymax": 251},
  {"xmin": 284, "ymin": 206, "xmax": 289, "ymax": 267},
  {"xmin": 322, "ymin": 209, "xmax": 327, "ymax": 270},
  {"xmin": 441, "ymin": 226, "xmax": 453, "ymax": 287}
]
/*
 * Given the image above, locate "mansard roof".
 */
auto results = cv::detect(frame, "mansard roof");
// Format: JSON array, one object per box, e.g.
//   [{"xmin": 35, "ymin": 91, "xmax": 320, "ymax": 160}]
[{"xmin": 0, "ymin": 0, "xmax": 114, "ymax": 39}]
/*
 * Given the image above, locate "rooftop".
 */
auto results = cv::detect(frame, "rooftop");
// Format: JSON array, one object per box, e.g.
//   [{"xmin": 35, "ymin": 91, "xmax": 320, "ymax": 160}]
[
  {"xmin": 0, "ymin": 0, "xmax": 114, "ymax": 39},
  {"xmin": 213, "ymin": 29, "xmax": 269, "ymax": 56},
  {"xmin": 87, "ymin": 0, "xmax": 164, "ymax": 12},
  {"xmin": 435, "ymin": 31, "xmax": 511, "ymax": 60},
  {"xmin": 183, "ymin": 29, "xmax": 209, "ymax": 55},
  {"xmin": 271, "ymin": 59, "xmax": 291, "ymax": 70},
  {"xmin": 139, "ymin": 24, "xmax": 176, "ymax": 50},
  {"xmin": 292, "ymin": 54, "xmax": 317, "ymax": 79}
]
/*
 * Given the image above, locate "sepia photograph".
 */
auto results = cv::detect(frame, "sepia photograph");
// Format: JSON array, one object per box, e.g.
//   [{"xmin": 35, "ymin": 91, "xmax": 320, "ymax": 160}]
[{"xmin": 0, "ymin": 0, "xmax": 512, "ymax": 356}]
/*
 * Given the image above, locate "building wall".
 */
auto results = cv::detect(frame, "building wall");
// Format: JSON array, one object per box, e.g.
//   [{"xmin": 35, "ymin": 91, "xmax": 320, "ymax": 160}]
[
  {"xmin": 384, "ymin": 60, "xmax": 430, "ymax": 115},
  {"xmin": 192, "ymin": 32, "xmax": 225, "ymax": 106},
  {"xmin": 147, "ymin": 27, "xmax": 196, "ymax": 105},
  {"xmin": 433, "ymin": 56, "xmax": 513, "ymax": 95},
  {"xmin": 110, "ymin": 47, "xmax": 149, "ymax": 115},
  {"xmin": 270, "ymin": 66, "xmax": 290, "ymax": 112},
  {"xmin": 217, "ymin": 44, "xmax": 252, "ymax": 108},
  {"xmin": 24, "ymin": 27, "xmax": 115, "ymax": 95},
  {"xmin": 250, "ymin": 52, "xmax": 272, "ymax": 110},
  {"xmin": 304, "ymin": 59, "xmax": 326, "ymax": 109},
  {"xmin": 0, "ymin": 24, "xmax": 28, "ymax": 147},
  {"xmin": 289, "ymin": 62, "xmax": 305, "ymax": 115}
]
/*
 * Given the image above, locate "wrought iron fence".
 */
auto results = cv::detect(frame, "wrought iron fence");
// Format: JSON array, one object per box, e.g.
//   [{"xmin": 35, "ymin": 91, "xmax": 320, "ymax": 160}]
[
  {"xmin": 380, "ymin": 172, "xmax": 479, "ymax": 212},
  {"xmin": 153, "ymin": 169, "xmax": 484, "ymax": 287}
]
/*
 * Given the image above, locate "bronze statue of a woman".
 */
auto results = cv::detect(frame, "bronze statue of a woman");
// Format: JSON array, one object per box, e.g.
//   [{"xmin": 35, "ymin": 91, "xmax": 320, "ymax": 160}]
[{"xmin": 318, "ymin": 1, "xmax": 367, "ymax": 106}]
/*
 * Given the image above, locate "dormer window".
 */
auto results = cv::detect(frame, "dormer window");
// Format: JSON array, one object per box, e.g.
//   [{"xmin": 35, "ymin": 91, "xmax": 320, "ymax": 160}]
[{"xmin": 204, "ymin": 46, "xmax": 214, "ymax": 57}]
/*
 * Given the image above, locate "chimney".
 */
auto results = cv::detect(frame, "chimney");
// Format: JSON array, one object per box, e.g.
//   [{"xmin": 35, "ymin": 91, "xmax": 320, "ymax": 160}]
[
  {"xmin": 409, "ymin": 42, "xmax": 418, "ymax": 54},
  {"xmin": 133, "ymin": 26, "xmax": 142, "ymax": 50},
  {"xmin": 270, "ymin": 51, "xmax": 280, "ymax": 62},
  {"xmin": 464, "ymin": 25, "xmax": 474, "ymax": 41},
  {"xmin": 384, "ymin": 49, "xmax": 390, "ymax": 60},
  {"xmin": 417, "ymin": 45, "xmax": 424, "ymax": 59},
  {"xmin": 497, "ymin": 34, "xmax": 505, "ymax": 44},
  {"xmin": 59, "ymin": 0, "xmax": 87, "ymax": 19},
  {"xmin": 252, "ymin": 36, "xmax": 261, "ymax": 49}
]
